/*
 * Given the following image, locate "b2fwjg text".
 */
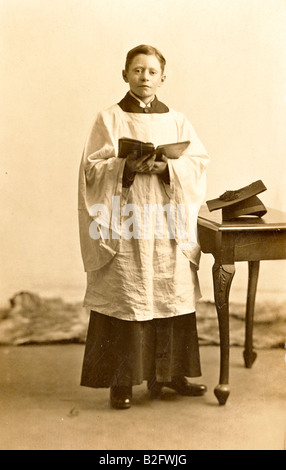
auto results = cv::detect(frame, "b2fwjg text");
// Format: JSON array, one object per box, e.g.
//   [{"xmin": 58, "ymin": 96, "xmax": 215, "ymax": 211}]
[{"xmin": 99, "ymin": 454, "xmax": 187, "ymax": 467}]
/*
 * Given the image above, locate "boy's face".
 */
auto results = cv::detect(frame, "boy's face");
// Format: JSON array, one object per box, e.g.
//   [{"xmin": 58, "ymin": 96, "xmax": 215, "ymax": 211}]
[{"xmin": 123, "ymin": 54, "xmax": 166, "ymax": 104}]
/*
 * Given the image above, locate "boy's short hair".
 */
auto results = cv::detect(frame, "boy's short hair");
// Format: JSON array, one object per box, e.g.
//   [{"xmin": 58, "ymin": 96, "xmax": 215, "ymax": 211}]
[{"xmin": 125, "ymin": 45, "xmax": 166, "ymax": 73}]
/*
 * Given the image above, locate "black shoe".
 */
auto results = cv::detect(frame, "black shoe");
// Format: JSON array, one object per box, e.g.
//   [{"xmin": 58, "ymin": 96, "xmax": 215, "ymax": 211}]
[
  {"xmin": 165, "ymin": 377, "xmax": 207, "ymax": 397},
  {"xmin": 110, "ymin": 386, "xmax": 132, "ymax": 410}
]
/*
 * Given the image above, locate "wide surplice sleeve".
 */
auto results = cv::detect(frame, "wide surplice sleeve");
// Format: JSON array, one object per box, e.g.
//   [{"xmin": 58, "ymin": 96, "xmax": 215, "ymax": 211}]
[
  {"xmin": 78, "ymin": 110, "xmax": 127, "ymax": 272},
  {"xmin": 166, "ymin": 111, "xmax": 210, "ymax": 268}
]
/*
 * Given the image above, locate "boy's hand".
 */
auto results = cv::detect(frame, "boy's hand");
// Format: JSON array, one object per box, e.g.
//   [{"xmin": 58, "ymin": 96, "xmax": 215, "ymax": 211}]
[
  {"xmin": 149, "ymin": 155, "xmax": 168, "ymax": 175},
  {"xmin": 125, "ymin": 152, "xmax": 156, "ymax": 173}
]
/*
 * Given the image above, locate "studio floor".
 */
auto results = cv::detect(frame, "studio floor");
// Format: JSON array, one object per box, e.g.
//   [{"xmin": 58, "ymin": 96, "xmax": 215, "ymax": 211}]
[{"xmin": 0, "ymin": 344, "xmax": 285, "ymax": 450}]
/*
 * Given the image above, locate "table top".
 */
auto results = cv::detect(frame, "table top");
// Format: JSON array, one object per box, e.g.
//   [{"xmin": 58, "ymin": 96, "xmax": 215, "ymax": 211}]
[{"xmin": 198, "ymin": 206, "xmax": 286, "ymax": 232}]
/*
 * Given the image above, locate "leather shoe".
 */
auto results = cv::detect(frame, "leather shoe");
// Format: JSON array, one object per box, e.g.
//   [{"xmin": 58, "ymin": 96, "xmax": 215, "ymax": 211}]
[
  {"xmin": 110, "ymin": 386, "xmax": 132, "ymax": 410},
  {"xmin": 165, "ymin": 376, "xmax": 207, "ymax": 397}
]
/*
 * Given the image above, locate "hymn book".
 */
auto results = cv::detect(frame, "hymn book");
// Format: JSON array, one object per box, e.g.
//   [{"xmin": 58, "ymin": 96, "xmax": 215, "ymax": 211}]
[{"xmin": 118, "ymin": 137, "xmax": 190, "ymax": 161}]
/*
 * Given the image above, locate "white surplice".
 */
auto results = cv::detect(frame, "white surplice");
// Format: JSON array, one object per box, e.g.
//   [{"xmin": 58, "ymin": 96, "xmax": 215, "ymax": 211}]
[{"xmin": 78, "ymin": 98, "xmax": 209, "ymax": 321}]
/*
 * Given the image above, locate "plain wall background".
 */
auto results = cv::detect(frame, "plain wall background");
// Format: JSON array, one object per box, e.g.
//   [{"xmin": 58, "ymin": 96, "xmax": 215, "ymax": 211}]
[{"xmin": 0, "ymin": 0, "xmax": 286, "ymax": 306}]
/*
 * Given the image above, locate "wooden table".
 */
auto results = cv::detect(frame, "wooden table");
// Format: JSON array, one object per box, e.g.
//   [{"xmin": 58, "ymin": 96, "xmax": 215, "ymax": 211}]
[{"xmin": 198, "ymin": 206, "xmax": 286, "ymax": 405}]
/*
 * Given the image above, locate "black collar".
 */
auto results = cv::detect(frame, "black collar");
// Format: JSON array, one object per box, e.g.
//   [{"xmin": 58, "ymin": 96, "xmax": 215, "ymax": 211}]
[{"xmin": 118, "ymin": 92, "xmax": 169, "ymax": 114}]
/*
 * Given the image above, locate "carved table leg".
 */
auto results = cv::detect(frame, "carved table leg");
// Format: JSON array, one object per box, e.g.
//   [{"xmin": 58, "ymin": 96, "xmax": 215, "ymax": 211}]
[
  {"xmin": 243, "ymin": 261, "xmax": 260, "ymax": 368},
  {"xmin": 212, "ymin": 263, "xmax": 235, "ymax": 405}
]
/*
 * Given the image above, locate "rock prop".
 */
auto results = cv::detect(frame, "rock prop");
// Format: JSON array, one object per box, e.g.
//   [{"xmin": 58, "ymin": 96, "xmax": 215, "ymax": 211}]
[
  {"xmin": 0, "ymin": 291, "xmax": 285, "ymax": 348},
  {"xmin": 0, "ymin": 292, "xmax": 89, "ymax": 345}
]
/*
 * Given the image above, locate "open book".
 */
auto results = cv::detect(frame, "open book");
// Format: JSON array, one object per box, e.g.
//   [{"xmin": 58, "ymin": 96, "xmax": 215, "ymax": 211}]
[{"xmin": 118, "ymin": 137, "xmax": 190, "ymax": 161}]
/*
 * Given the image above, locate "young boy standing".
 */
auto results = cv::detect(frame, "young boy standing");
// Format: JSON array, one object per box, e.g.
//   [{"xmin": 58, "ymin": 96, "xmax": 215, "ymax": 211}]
[{"xmin": 79, "ymin": 45, "xmax": 209, "ymax": 409}]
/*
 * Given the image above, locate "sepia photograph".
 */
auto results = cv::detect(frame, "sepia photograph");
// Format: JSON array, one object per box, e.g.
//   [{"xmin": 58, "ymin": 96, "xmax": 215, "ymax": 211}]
[{"xmin": 0, "ymin": 0, "xmax": 285, "ymax": 452}]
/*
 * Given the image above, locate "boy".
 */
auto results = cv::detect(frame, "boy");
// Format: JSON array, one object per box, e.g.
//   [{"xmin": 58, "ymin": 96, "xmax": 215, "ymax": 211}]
[{"xmin": 79, "ymin": 45, "xmax": 209, "ymax": 409}]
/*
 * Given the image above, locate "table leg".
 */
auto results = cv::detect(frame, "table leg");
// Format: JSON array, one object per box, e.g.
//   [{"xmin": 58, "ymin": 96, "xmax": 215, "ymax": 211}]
[
  {"xmin": 243, "ymin": 260, "xmax": 260, "ymax": 368},
  {"xmin": 212, "ymin": 263, "xmax": 235, "ymax": 405}
]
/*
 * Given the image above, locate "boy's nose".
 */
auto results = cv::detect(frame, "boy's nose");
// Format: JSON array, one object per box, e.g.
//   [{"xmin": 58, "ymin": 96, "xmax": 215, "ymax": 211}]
[{"xmin": 141, "ymin": 71, "xmax": 150, "ymax": 81}]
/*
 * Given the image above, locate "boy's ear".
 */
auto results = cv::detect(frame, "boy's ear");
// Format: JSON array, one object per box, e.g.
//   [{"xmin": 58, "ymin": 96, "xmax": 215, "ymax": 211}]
[
  {"xmin": 160, "ymin": 74, "xmax": 166, "ymax": 85},
  {"xmin": 122, "ymin": 70, "xmax": 129, "ymax": 83}
]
